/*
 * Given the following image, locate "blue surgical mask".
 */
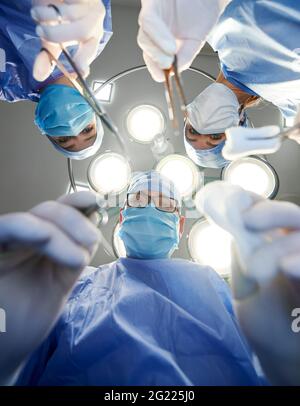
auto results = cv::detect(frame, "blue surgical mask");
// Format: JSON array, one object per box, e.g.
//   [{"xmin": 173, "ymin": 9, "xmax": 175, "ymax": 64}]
[
  {"xmin": 184, "ymin": 137, "xmax": 228, "ymax": 168},
  {"xmin": 35, "ymin": 84, "xmax": 94, "ymax": 136},
  {"xmin": 183, "ymin": 115, "xmax": 250, "ymax": 169},
  {"xmin": 118, "ymin": 206, "xmax": 180, "ymax": 260}
]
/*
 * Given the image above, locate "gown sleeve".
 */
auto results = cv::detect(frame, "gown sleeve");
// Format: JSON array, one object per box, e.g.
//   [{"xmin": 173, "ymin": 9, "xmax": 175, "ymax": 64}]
[{"xmin": 0, "ymin": 0, "xmax": 112, "ymax": 103}]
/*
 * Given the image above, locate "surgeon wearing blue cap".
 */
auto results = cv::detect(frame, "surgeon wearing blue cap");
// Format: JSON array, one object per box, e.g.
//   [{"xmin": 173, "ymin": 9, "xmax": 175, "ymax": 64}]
[
  {"xmin": 34, "ymin": 81, "xmax": 104, "ymax": 160},
  {"xmin": 0, "ymin": 0, "xmax": 112, "ymax": 159},
  {"xmin": 184, "ymin": 83, "xmax": 254, "ymax": 169},
  {"xmin": 14, "ymin": 170, "xmax": 262, "ymax": 386},
  {"xmin": 183, "ymin": 0, "xmax": 300, "ymax": 169},
  {"xmin": 136, "ymin": 0, "xmax": 300, "ymax": 168}
]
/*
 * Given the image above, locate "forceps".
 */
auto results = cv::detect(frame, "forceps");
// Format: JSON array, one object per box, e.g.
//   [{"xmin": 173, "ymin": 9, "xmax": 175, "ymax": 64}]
[
  {"xmin": 163, "ymin": 56, "xmax": 188, "ymax": 130},
  {"xmin": 35, "ymin": 4, "xmax": 129, "ymax": 157},
  {"xmin": 246, "ymin": 123, "xmax": 300, "ymax": 141}
]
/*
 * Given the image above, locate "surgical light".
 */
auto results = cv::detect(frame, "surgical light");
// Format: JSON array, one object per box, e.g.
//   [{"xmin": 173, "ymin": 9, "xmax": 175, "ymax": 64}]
[
  {"xmin": 155, "ymin": 154, "xmax": 200, "ymax": 198},
  {"xmin": 221, "ymin": 156, "xmax": 279, "ymax": 198},
  {"xmin": 113, "ymin": 223, "xmax": 127, "ymax": 258},
  {"xmin": 88, "ymin": 152, "xmax": 132, "ymax": 195},
  {"xmin": 126, "ymin": 105, "xmax": 165, "ymax": 143},
  {"xmin": 188, "ymin": 219, "xmax": 232, "ymax": 277}
]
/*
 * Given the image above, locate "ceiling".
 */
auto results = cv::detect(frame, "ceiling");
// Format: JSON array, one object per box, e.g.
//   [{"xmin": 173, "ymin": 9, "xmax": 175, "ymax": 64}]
[
  {"xmin": 0, "ymin": 3, "xmax": 299, "ymax": 270},
  {"xmin": 112, "ymin": 0, "xmax": 140, "ymax": 8}
]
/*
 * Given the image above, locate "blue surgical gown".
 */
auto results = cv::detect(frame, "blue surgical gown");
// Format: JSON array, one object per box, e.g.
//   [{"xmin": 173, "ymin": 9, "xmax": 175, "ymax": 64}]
[
  {"xmin": 208, "ymin": 0, "xmax": 300, "ymax": 118},
  {"xmin": 0, "ymin": 0, "xmax": 112, "ymax": 102},
  {"xmin": 17, "ymin": 258, "xmax": 262, "ymax": 386}
]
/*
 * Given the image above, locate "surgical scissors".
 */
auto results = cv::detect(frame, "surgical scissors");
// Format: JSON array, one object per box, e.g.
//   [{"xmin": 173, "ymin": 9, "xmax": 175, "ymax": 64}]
[
  {"xmin": 35, "ymin": 4, "xmax": 129, "ymax": 157},
  {"xmin": 163, "ymin": 56, "xmax": 188, "ymax": 130}
]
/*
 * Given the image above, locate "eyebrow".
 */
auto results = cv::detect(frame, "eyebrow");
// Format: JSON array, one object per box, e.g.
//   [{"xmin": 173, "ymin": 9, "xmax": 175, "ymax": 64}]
[
  {"xmin": 85, "ymin": 134, "xmax": 97, "ymax": 142},
  {"xmin": 65, "ymin": 131, "xmax": 97, "ymax": 152},
  {"xmin": 186, "ymin": 133, "xmax": 217, "ymax": 149},
  {"xmin": 55, "ymin": 139, "xmax": 75, "ymax": 149},
  {"xmin": 185, "ymin": 125, "xmax": 200, "ymax": 140},
  {"xmin": 186, "ymin": 134, "xmax": 198, "ymax": 142}
]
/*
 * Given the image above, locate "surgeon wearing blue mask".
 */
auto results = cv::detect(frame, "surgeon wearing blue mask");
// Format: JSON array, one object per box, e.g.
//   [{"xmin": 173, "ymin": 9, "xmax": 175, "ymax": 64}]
[
  {"xmin": 0, "ymin": 0, "xmax": 112, "ymax": 159},
  {"xmin": 184, "ymin": 82, "xmax": 259, "ymax": 169},
  {"xmin": 138, "ymin": 0, "xmax": 300, "ymax": 167},
  {"xmin": 14, "ymin": 170, "xmax": 262, "ymax": 386},
  {"xmin": 34, "ymin": 77, "xmax": 104, "ymax": 160},
  {"xmin": 118, "ymin": 172, "xmax": 185, "ymax": 260}
]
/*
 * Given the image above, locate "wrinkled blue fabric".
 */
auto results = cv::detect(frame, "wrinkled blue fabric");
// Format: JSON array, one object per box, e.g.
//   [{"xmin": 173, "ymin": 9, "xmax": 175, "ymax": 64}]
[
  {"xmin": 209, "ymin": 0, "xmax": 300, "ymax": 118},
  {"xmin": 0, "ymin": 0, "xmax": 112, "ymax": 103},
  {"xmin": 17, "ymin": 258, "xmax": 262, "ymax": 386}
]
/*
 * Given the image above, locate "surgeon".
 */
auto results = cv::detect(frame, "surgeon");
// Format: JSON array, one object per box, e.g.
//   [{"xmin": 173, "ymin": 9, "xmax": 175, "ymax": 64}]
[
  {"xmin": 197, "ymin": 181, "xmax": 300, "ymax": 385},
  {"xmin": 0, "ymin": 0, "xmax": 112, "ymax": 159},
  {"xmin": 1, "ymin": 171, "xmax": 262, "ymax": 386},
  {"xmin": 138, "ymin": 0, "xmax": 300, "ymax": 168},
  {"xmin": 1, "ymin": 172, "xmax": 300, "ymax": 385},
  {"xmin": 183, "ymin": 83, "xmax": 258, "ymax": 168}
]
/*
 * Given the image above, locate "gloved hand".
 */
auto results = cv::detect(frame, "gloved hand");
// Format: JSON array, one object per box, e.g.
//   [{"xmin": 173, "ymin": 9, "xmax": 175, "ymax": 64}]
[
  {"xmin": 232, "ymin": 199, "xmax": 300, "ymax": 385},
  {"xmin": 0, "ymin": 192, "xmax": 101, "ymax": 385},
  {"xmin": 198, "ymin": 181, "xmax": 300, "ymax": 385},
  {"xmin": 223, "ymin": 125, "xmax": 281, "ymax": 161},
  {"xmin": 137, "ymin": 0, "xmax": 231, "ymax": 82},
  {"xmin": 31, "ymin": 0, "xmax": 106, "ymax": 81},
  {"xmin": 286, "ymin": 108, "xmax": 300, "ymax": 145}
]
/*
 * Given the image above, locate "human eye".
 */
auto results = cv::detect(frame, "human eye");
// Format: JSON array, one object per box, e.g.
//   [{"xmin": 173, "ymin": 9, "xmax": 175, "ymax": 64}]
[
  {"xmin": 57, "ymin": 136, "xmax": 70, "ymax": 144},
  {"xmin": 81, "ymin": 125, "xmax": 94, "ymax": 134},
  {"xmin": 210, "ymin": 133, "xmax": 223, "ymax": 140},
  {"xmin": 190, "ymin": 127, "xmax": 199, "ymax": 136}
]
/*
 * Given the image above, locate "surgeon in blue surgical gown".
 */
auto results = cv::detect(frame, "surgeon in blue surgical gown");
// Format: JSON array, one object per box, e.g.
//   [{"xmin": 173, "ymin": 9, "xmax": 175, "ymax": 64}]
[
  {"xmin": 137, "ymin": 0, "xmax": 300, "ymax": 168},
  {"xmin": 184, "ymin": 0, "xmax": 300, "ymax": 168},
  {"xmin": 16, "ymin": 171, "xmax": 262, "ymax": 386},
  {"xmin": 0, "ymin": 0, "xmax": 112, "ymax": 159}
]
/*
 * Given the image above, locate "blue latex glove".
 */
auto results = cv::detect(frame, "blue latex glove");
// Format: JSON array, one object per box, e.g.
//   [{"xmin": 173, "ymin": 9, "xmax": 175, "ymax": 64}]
[
  {"xmin": 198, "ymin": 181, "xmax": 300, "ymax": 385},
  {"xmin": 0, "ymin": 192, "xmax": 101, "ymax": 385}
]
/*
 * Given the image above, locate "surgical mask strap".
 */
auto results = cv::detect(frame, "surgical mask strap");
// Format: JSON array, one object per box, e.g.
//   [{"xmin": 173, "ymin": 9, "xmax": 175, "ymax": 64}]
[{"xmin": 238, "ymin": 106, "xmax": 247, "ymax": 126}]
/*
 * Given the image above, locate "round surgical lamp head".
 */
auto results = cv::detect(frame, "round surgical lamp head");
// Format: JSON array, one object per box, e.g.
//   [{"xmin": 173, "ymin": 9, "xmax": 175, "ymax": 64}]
[
  {"xmin": 155, "ymin": 154, "xmax": 200, "ymax": 199},
  {"xmin": 113, "ymin": 223, "xmax": 127, "ymax": 258},
  {"xmin": 221, "ymin": 156, "xmax": 279, "ymax": 199},
  {"xmin": 88, "ymin": 152, "xmax": 132, "ymax": 195},
  {"xmin": 188, "ymin": 219, "xmax": 232, "ymax": 277},
  {"xmin": 126, "ymin": 104, "xmax": 165, "ymax": 144}
]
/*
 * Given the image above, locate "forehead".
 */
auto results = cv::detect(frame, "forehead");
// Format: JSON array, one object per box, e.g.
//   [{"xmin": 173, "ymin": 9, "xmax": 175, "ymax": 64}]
[{"xmin": 132, "ymin": 190, "xmax": 172, "ymax": 199}]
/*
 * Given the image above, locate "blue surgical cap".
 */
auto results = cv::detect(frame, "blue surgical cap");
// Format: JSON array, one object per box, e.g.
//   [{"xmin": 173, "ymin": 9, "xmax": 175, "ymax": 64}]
[
  {"xmin": 128, "ymin": 170, "xmax": 182, "ymax": 204},
  {"xmin": 35, "ymin": 84, "xmax": 94, "ymax": 137},
  {"xmin": 48, "ymin": 116, "xmax": 104, "ymax": 160}
]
